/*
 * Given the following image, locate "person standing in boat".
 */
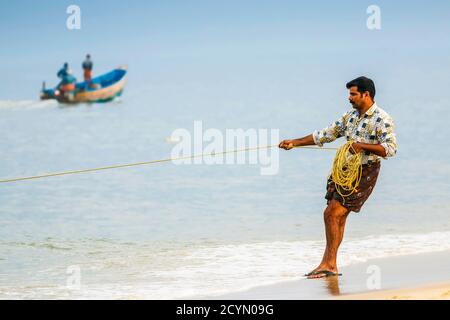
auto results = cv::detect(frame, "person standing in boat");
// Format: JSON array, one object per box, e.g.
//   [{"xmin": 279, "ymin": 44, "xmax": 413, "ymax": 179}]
[
  {"xmin": 57, "ymin": 62, "xmax": 76, "ymax": 95},
  {"xmin": 57, "ymin": 62, "xmax": 70, "ymax": 80},
  {"xmin": 82, "ymin": 54, "xmax": 93, "ymax": 87}
]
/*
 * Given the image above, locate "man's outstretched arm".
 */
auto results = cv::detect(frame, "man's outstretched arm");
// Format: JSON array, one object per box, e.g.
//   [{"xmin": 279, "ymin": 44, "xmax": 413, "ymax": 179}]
[
  {"xmin": 279, "ymin": 134, "xmax": 315, "ymax": 150},
  {"xmin": 280, "ymin": 113, "xmax": 348, "ymax": 150},
  {"xmin": 279, "ymin": 135, "xmax": 388, "ymax": 156}
]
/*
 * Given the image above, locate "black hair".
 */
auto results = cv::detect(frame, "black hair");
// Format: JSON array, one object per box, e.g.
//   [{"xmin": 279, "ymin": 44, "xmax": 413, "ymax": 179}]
[{"xmin": 346, "ymin": 76, "xmax": 376, "ymax": 99}]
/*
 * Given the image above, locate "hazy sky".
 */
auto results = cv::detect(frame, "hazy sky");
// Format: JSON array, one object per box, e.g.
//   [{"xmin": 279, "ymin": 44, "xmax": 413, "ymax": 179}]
[{"xmin": 0, "ymin": 0, "xmax": 449, "ymax": 99}]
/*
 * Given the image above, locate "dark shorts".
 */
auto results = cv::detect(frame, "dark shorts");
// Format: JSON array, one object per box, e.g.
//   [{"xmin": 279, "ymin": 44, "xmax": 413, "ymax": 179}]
[{"xmin": 325, "ymin": 161, "xmax": 381, "ymax": 213}]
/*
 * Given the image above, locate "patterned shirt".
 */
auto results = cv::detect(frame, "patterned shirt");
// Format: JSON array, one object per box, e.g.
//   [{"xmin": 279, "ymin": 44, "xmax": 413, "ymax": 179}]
[{"xmin": 312, "ymin": 103, "xmax": 398, "ymax": 164}]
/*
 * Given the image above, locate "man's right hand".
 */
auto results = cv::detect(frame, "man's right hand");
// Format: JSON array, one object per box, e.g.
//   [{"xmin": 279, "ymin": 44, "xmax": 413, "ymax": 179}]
[{"xmin": 279, "ymin": 140, "xmax": 295, "ymax": 150}]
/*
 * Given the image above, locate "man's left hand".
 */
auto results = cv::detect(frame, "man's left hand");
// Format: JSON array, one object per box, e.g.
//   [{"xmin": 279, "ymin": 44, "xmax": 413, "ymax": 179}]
[{"xmin": 350, "ymin": 142, "xmax": 364, "ymax": 154}]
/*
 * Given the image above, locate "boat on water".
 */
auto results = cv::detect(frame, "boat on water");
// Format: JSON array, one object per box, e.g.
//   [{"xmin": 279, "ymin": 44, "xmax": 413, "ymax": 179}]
[{"xmin": 41, "ymin": 65, "xmax": 127, "ymax": 103}]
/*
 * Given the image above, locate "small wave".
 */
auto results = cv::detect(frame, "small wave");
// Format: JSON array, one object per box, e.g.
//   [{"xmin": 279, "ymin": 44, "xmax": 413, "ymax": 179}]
[
  {"xmin": 0, "ymin": 241, "xmax": 72, "ymax": 251},
  {"xmin": 0, "ymin": 100, "xmax": 58, "ymax": 110}
]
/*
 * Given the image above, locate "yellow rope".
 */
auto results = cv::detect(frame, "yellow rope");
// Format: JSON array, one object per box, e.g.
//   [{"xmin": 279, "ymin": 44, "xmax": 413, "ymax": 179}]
[
  {"xmin": 330, "ymin": 141, "xmax": 363, "ymax": 201},
  {"xmin": 0, "ymin": 144, "xmax": 337, "ymax": 184}
]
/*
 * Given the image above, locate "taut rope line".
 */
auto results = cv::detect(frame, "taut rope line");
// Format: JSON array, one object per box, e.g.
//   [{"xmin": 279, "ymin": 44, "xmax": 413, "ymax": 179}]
[{"xmin": 0, "ymin": 145, "xmax": 338, "ymax": 184}]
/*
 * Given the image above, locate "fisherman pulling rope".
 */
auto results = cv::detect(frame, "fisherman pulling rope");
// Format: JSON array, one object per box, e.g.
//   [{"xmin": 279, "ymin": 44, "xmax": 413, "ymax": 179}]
[{"xmin": 279, "ymin": 76, "xmax": 398, "ymax": 279}]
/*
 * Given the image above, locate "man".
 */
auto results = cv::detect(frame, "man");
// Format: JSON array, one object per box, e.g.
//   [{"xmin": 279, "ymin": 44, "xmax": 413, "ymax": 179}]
[
  {"xmin": 57, "ymin": 62, "xmax": 70, "ymax": 80},
  {"xmin": 82, "ymin": 54, "xmax": 93, "ymax": 83},
  {"xmin": 279, "ymin": 76, "xmax": 398, "ymax": 279},
  {"xmin": 56, "ymin": 62, "xmax": 76, "ymax": 94}
]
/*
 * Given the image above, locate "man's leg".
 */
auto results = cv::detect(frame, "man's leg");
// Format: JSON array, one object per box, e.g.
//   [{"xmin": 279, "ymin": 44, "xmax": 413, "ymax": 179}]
[{"xmin": 307, "ymin": 199, "xmax": 350, "ymax": 278}]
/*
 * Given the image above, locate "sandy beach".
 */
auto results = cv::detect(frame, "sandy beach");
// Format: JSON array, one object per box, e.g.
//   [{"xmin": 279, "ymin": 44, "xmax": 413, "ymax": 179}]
[
  {"xmin": 339, "ymin": 281, "xmax": 450, "ymax": 300},
  {"xmin": 202, "ymin": 250, "xmax": 450, "ymax": 300}
]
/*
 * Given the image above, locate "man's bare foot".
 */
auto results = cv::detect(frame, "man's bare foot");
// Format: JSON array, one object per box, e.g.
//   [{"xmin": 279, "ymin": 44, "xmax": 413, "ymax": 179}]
[
  {"xmin": 305, "ymin": 265, "xmax": 339, "ymax": 279},
  {"xmin": 307, "ymin": 270, "xmax": 341, "ymax": 279},
  {"xmin": 305, "ymin": 264, "xmax": 331, "ymax": 276}
]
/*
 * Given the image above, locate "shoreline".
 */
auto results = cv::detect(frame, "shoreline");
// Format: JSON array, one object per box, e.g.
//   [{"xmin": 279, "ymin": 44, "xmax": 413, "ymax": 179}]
[{"xmin": 196, "ymin": 250, "xmax": 450, "ymax": 300}]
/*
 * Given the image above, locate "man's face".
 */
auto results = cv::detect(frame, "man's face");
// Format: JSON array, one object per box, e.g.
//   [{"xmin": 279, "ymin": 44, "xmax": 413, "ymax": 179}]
[{"xmin": 348, "ymin": 86, "xmax": 365, "ymax": 109}]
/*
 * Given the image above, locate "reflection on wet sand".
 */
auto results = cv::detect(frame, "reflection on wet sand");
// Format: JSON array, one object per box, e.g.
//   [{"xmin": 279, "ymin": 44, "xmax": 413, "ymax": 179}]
[{"xmin": 324, "ymin": 276, "xmax": 341, "ymax": 296}]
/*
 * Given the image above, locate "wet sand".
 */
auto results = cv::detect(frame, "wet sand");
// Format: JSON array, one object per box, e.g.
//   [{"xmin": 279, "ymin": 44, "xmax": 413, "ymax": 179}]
[{"xmin": 199, "ymin": 250, "xmax": 450, "ymax": 300}]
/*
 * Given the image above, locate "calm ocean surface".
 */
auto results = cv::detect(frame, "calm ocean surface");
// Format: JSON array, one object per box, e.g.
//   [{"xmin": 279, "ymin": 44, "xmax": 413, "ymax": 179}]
[{"xmin": 1, "ymin": 71, "xmax": 450, "ymax": 299}]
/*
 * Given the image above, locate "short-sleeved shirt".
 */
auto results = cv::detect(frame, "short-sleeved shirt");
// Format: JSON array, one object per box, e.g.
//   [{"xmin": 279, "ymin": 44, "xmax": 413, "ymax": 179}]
[
  {"xmin": 82, "ymin": 59, "xmax": 93, "ymax": 71},
  {"xmin": 312, "ymin": 103, "xmax": 398, "ymax": 164}
]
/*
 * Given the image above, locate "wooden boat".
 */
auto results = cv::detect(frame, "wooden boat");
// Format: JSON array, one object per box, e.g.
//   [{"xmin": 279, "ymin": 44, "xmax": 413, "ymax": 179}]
[{"xmin": 41, "ymin": 65, "xmax": 127, "ymax": 103}]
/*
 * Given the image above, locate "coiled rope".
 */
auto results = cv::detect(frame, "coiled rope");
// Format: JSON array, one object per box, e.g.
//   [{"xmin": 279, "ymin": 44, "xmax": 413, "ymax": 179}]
[
  {"xmin": 0, "ymin": 144, "xmax": 338, "ymax": 184},
  {"xmin": 330, "ymin": 140, "xmax": 363, "ymax": 201}
]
